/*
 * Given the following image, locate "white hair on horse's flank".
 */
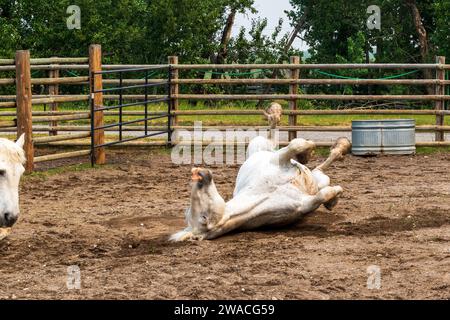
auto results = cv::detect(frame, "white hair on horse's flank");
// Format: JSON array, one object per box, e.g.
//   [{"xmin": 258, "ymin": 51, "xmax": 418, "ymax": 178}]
[{"xmin": 0, "ymin": 138, "xmax": 26, "ymax": 164}]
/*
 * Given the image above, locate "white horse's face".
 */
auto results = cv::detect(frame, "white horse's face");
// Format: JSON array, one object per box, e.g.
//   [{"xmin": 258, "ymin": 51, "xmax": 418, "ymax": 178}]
[{"xmin": 0, "ymin": 134, "xmax": 26, "ymax": 228}]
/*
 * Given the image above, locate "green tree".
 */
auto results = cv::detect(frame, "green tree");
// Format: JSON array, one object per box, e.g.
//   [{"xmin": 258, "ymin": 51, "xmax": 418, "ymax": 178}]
[
  {"xmin": 0, "ymin": 0, "xmax": 255, "ymax": 64},
  {"xmin": 287, "ymin": 0, "xmax": 449, "ymax": 63}
]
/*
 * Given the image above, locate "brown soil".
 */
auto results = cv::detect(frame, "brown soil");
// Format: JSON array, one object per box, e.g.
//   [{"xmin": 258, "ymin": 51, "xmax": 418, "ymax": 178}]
[{"xmin": 0, "ymin": 149, "xmax": 449, "ymax": 299}]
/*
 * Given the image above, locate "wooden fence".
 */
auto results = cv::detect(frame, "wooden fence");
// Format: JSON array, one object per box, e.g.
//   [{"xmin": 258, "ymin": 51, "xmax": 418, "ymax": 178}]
[{"xmin": 1, "ymin": 44, "xmax": 449, "ymax": 172}]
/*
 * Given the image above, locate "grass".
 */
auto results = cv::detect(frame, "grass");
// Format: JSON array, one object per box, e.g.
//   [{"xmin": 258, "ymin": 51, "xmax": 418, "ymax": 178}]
[
  {"xmin": 24, "ymin": 162, "xmax": 106, "ymax": 180},
  {"xmin": 415, "ymin": 146, "xmax": 450, "ymax": 155}
]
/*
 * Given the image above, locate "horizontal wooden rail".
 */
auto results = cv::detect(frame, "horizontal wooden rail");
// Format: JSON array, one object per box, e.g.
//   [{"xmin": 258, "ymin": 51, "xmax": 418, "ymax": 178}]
[
  {"xmin": 416, "ymin": 125, "xmax": 450, "ymax": 131},
  {"xmin": 2, "ymin": 109, "xmax": 449, "ymax": 117},
  {"xmin": 175, "ymin": 94, "xmax": 450, "ymax": 101},
  {"xmin": 0, "ymin": 94, "xmax": 184, "ymax": 101},
  {"xmin": 281, "ymin": 109, "xmax": 450, "ymax": 115},
  {"xmin": 0, "ymin": 59, "xmax": 14, "ymax": 65},
  {"xmin": 171, "ymin": 109, "xmax": 450, "ymax": 116},
  {"xmin": 173, "ymin": 63, "xmax": 448, "ymax": 70},
  {"xmin": 0, "ymin": 64, "xmax": 89, "ymax": 71},
  {"xmin": 12, "ymin": 93, "xmax": 448, "ymax": 104},
  {"xmin": 102, "ymin": 64, "xmax": 168, "ymax": 70},
  {"xmin": 47, "ymin": 141, "xmax": 335, "ymax": 147},
  {"xmin": 30, "ymin": 57, "xmax": 88, "ymax": 64},
  {"xmin": 0, "ymin": 62, "xmax": 450, "ymax": 71},
  {"xmin": 176, "ymin": 78, "xmax": 450, "ymax": 86},
  {"xmin": 1, "ymin": 125, "xmax": 168, "ymax": 132},
  {"xmin": 0, "ymin": 101, "xmax": 16, "ymax": 108},
  {"xmin": 0, "ymin": 111, "xmax": 88, "ymax": 116},
  {"xmin": 32, "ymin": 113, "xmax": 90, "ymax": 122},
  {"xmin": 0, "ymin": 78, "xmax": 15, "ymax": 85},
  {"xmin": 0, "ymin": 120, "xmax": 16, "ymax": 128},
  {"xmin": 30, "ymin": 64, "xmax": 89, "ymax": 70},
  {"xmin": 99, "ymin": 78, "xmax": 450, "ymax": 86},
  {"xmin": 34, "ymin": 149, "xmax": 91, "ymax": 163},
  {"xmin": 1, "ymin": 57, "xmax": 89, "ymax": 65},
  {"xmin": 141, "ymin": 125, "xmax": 450, "ymax": 132},
  {"xmin": 4, "ymin": 77, "xmax": 449, "ymax": 87},
  {"xmin": 19, "ymin": 109, "xmax": 445, "ymax": 116},
  {"xmin": 0, "ymin": 95, "xmax": 16, "ymax": 100},
  {"xmin": 31, "ymin": 76, "xmax": 88, "ymax": 85},
  {"xmin": 36, "ymin": 141, "xmax": 168, "ymax": 147},
  {"xmin": 98, "ymin": 63, "xmax": 447, "ymax": 70},
  {"xmin": 2, "ymin": 124, "xmax": 449, "ymax": 133},
  {"xmin": 8, "ymin": 94, "xmax": 162, "ymax": 102},
  {"xmin": 32, "ymin": 140, "xmax": 450, "ymax": 148},
  {"xmin": 417, "ymin": 141, "xmax": 450, "ymax": 146},
  {"xmin": 0, "ymin": 65, "xmax": 15, "ymax": 71},
  {"xmin": 2, "ymin": 63, "xmax": 449, "ymax": 72},
  {"xmin": 33, "ymin": 132, "xmax": 91, "ymax": 144},
  {"xmin": 31, "ymin": 95, "xmax": 90, "ymax": 104},
  {"xmin": 170, "ymin": 125, "xmax": 450, "ymax": 132},
  {"xmin": 23, "ymin": 93, "xmax": 448, "ymax": 103}
]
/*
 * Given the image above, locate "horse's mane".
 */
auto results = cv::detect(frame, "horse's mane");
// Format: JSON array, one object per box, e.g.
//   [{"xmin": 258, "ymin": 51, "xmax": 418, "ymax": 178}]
[{"xmin": 0, "ymin": 138, "xmax": 26, "ymax": 164}]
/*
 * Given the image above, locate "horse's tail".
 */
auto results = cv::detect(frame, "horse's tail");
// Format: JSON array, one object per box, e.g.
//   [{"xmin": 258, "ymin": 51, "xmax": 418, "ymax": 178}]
[{"xmin": 169, "ymin": 227, "xmax": 193, "ymax": 242}]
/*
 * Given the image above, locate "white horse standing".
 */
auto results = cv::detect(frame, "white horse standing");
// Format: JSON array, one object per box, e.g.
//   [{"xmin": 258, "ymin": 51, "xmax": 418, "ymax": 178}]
[
  {"xmin": 0, "ymin": 134, "xmax": 26, "ymax": 230},
  {"xmin": 171, "ymin": 136, "xmax": 351, "ymax": 241}
]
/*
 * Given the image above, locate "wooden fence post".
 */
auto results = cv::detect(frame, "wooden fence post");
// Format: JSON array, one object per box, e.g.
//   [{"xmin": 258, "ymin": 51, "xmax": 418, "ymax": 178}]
[
  {"xmin": 288, "ymin": 56, "xmax": 300, "ymax": 141},
  {"xmin": 48, "ymin": 58, "xmax": 59, "ymax": 136},
  {"xmin": 89, "ymin": 44, "xmax": 105, "ymax": 164},
  {"xmin": 435, "ymin": 56, "xmax": 445, "ymax": 142},
  {"xmin": 168, "ymin": 56, "xmax": 179, "ymax": 128},
  {"xmin": 15, "ymin": 50, "xmax": 34, "ymax": 173}
]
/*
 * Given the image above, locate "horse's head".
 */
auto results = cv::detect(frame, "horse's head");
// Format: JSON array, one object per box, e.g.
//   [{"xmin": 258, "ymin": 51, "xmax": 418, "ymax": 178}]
[
  {"xmin": 0, "ymin": 134, "xmax": 26, "ymax": 228},
  {"xmin": 189, "ymin": 168, "xmax": 225, "ymax": 231}
]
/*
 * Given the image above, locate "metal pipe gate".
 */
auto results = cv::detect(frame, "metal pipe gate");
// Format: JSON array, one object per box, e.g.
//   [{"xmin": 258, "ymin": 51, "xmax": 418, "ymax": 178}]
[{"xmin": 90, "ymin": 66, "xmax": 173, "ymax": 165}]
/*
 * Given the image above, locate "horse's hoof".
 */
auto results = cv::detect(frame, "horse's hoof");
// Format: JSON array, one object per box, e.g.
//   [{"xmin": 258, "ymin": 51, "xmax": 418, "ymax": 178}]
[{"xmin": 323, "ymin": 197, "xmax": 339, "ymax": 211}]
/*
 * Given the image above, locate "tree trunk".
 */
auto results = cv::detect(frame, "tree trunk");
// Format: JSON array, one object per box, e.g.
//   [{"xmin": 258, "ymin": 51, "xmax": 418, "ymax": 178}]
[
  {"xmin": 405, "ymin": 0, "xmax": 433, "ymax": 94},
  {"xmin": 256, "ymin": 8, "xmax": 309, "ymax": 108},
  {"xmin": 215, "ymin": 8, "xmax": 237, "ymax": 65},
  {"xmin": 207, "ymin": 8, "xmax": 237, "ymax": 106}
]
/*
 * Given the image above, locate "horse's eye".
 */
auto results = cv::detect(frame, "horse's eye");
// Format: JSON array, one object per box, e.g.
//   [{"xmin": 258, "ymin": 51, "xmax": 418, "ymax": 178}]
[{"xmin": 0, "ymin": 170, "xmax": 6, "ymax": 177}]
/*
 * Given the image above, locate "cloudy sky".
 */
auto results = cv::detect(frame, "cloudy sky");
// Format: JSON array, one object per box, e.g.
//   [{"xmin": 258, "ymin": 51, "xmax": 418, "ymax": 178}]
[{"xmin": 232, "ymin": 0, "xmax": 309, "ymax": 51}]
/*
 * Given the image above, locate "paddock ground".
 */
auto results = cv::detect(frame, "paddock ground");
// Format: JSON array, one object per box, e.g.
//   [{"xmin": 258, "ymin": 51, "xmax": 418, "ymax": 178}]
[{"xmin": 0, "ymin": 149, "xmax": 449, "ymax": 299}]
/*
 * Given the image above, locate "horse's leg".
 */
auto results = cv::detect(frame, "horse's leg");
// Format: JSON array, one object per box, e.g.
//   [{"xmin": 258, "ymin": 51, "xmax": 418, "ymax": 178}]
[
  {"xmin": 315, "ymin": 137, "xmax": 351, "ymax": 172},
  {"xmin": 299, "ymin": 185, "xmax": 343, "ymax": 213},
  {"xmin": 273, "ymin": 138, "xmax": 315, "ymax": 167},
  {"xmin": 311, "ymin": 137, "xmax": 350, "ymax": 210}
]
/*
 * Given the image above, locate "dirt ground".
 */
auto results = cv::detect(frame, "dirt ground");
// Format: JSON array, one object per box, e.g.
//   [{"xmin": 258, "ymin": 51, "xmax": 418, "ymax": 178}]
[{"xmin": 0, "ymin": 148, "xmax": 449, "ymax": 299}]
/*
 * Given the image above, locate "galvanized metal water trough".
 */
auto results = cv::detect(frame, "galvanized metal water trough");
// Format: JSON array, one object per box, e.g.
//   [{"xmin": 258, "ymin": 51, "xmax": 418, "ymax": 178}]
[{"xmin": 351, "ymin": 119, "xmax": 416, "ymax": 155}]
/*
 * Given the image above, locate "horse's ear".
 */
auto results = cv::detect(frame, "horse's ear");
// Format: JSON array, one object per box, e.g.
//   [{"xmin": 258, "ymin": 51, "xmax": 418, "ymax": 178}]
[{"xmin": 16, "ymin": 133, "xmax": 25, "ymax": 149}]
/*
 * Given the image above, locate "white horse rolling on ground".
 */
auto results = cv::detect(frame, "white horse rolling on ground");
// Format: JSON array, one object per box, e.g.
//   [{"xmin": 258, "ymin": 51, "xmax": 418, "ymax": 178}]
[
  {"xmin": 0, "ymin": 134, "xmax": 26, "ymax": 239},
  {"xmin": 170, "ymin": 134, "xmax": 351, "ymax": 241}
]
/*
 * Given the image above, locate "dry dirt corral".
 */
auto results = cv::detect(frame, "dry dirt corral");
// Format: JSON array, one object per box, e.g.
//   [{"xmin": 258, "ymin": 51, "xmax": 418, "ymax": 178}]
[{"xmin": 0, "ymin": 149, "xmax": 449, "ymax": 299}]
